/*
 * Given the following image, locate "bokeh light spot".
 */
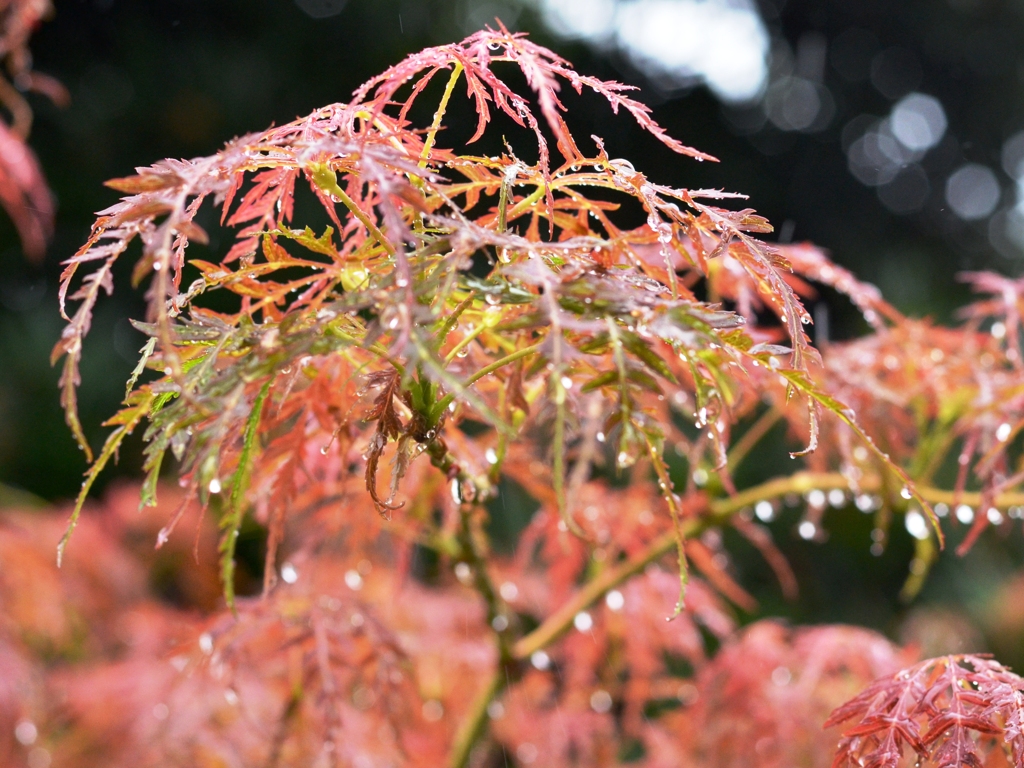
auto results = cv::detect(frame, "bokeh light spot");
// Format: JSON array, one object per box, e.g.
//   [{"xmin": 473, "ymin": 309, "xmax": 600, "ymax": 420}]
[{"xmin": 946, "ymin": 164, "xmax": 1000, "ymax": 220}]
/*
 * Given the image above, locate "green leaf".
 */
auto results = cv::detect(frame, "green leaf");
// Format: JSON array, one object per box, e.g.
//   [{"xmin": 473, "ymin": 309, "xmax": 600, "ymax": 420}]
[
  {"xmin": 58, "ymin": 391, "xmax": 155, "ymax": 566},
  {"xmin": 276, "ymin": 225, "xmax": 338, "ymax": 258},
  {"xmin": 125, "ymin": 337, "xmax": 157, "ymax": 399},
  {"xmin": 621, "ymin": 332, "xmax": 677, "ymax": 383},
  {"xmin": 139, "ymin": 447, "xmax": 165, "ymax": 510},
  {"xmin": 220, "ymin": 380, "xmax": 271, "ymax": 611},
  {"xmin": 580, "ymin": 370, "xmax": 619, "ymax": 393},
  {"xmin": 776, "ymin": 366, "xmax": 942, "ymax": 546}
]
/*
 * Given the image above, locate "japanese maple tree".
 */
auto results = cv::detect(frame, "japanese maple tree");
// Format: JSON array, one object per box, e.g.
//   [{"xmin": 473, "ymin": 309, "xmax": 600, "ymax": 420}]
[{"xmin": 4, "ymin": 23, "xmax": 1024, "ymax": 768}]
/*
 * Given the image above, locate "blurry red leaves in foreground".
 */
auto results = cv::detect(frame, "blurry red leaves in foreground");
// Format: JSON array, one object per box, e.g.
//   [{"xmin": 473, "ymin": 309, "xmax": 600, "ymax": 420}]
[
  {"xmin": 0, "ymin": 486, "xmax": 911, "ymax": 768},
  {"xmin": 33, "ymin": 25, "xmax": 1024, "ymax": 768}
]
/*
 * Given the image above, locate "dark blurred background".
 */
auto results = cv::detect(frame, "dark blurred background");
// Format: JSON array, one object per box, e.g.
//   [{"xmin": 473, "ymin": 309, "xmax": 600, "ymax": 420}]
[{"xmin": 2, "ymin": 0, "xmax": 1024, "ymax": 660}]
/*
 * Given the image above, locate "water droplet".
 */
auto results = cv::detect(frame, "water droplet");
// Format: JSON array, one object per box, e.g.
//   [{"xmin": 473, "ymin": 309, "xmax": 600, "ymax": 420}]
[
  {"xmin": 485, "ymin": 448, "xmax": 498, "ymax": 464},
  {"xmin": 208, "ymin": 478, "xmax": 222, "ymax": 494},
  {"xmin": 956, "ymin": 505, "xmax": 974, "ymax": 524},
  {"xmin": 487, "ymin": 42, "xmax": 502, "ymax": 51},
  {"xmin": 987, "ymin": 507, "xmax": 1004, "ymax": 525},
  {"xmin": 754, "ymin": 500, "xmax": 775, "ymax": 522},
  {"xmin": 997, "ymin": 422, "xmax": 1013, "ymax": 442},
  {"xmin": 560, "ymin": 376, "xmax": 573, "ymax": 389},
  {"xmin": 199, "ymin": 633, "xmax": 214, "ymax": 655},
  {"xmin": 280, "ymin": 562, "xmax": 298, "ymax": 584},
  {"xmin": 590, "ymin": 690, "xmax": 613, "ymax": 713},
  {"xmin": 454, "ymin": 562, "xmax": 473, "ymax": 583},
  {"xmin": 396, "ymin": 276, "xmax": 409, "ymax": 288},
  {"xmin": 605, "ymin": 590, "xmax": 625, "ymax": 611},
  {"xmin": 904, "ymin": 510, "xmax": 929, "ymax": 540},
  {"xmin": 484, "ymin": 293, "xmax": 500, "ymax": 305},
  {"xmin": 595, "ymin": 432, "xmax": 606, "ymax": 443},
  {"xmin": 900, "ymin": 486, "xmax": 912, "ymax": 500},
  {"xmin": 450, "ymin": 479, "xmax": 463, "ymax": 504},
  {"xmin": 14, "ymin": 721, "xmax": 37, "ymax": 746},
  {"xmin": 771, "ymin": 666, "xmax": 792, "ymax": 686},
  {"xmin": 499, "ymin": 581, "xmax": 518, "ymax": 601},
  {"xmin": 806, "ymin": 489, "xmax": 826, "ymax": 508},
  {"xmin": 574, "ymin": 611, "xmax": 593, "ymax": 632},
  {"xmin": 798, "ymin": 520, "xmax": 817, "ymax": 540},
  {"xmin": 531, "ymin": 650, "xmax": 551, "ymax": 670},
  {"xmin": 345, "ymin": 570, "xmax": 363, "ymax": 590},
  {"xmin": 491, "ymin": 614, "xmax": 509, "ymax": 631}
]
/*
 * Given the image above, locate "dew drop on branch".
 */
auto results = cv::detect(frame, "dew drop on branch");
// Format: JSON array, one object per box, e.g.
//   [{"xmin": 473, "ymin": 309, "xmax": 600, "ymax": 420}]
[
  {"xmin": 904, "ymin": 510, "xmax": 929, "ymax": 540},
  {"xmin": 499, "ymin": 581, "xmax": 518, "ymax": 601},
  {"xmin": 755, "ymin": 500, "xmax": 775, "ymax": 522},
  {"xmin": 454, "ymin": 562, "xmax": 473, "ymax": 584},
  {"xmin": 573, "ymin": 611, "xmax": 594, "ymax": 632},
  {"xmin": 798, "ymin": 520, "xmax": 817, "ymax": 540},
  {"xmin": 280, "ymin": 562, "xmax": 298, "ymax": 584},
  {"xmin": 605, "ymin": 589, "xmax": 625, "ymax": 611}
]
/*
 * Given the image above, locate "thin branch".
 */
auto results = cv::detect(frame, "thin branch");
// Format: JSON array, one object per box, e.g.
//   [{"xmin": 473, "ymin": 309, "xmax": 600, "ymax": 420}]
[
  {"xmin": 449, "ymin": 670, "xmax": 504, "ymax": 768},
  {"xmin": 430, "ymin": 342, "xmax": 543, "ymax": 424},
  {"xmin": 512, "ymin": 471, "xmax": 1024, "ymax": 660},
  {"xmin": 420, "ymin": 62, "xmax": 463, "ymax": 168},
  {"xmin": 726, "ymin": 405, "xmax": 783, "ymax": 471}
]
